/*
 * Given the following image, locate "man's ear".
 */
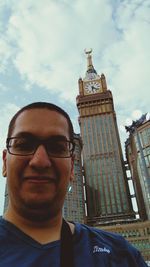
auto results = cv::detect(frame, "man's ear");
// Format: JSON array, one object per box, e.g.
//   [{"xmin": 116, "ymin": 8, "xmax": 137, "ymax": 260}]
[{"xmin": 2, "ymin": 149, "xmax": 7, "ymax": 177}]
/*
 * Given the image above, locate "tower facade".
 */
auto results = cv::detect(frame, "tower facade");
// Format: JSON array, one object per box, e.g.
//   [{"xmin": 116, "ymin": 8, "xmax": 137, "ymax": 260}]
[
  {"xmin": 125, "ymin": 115, "xmax": 150, "ymax": 220},
  {"xmin": 63, "ymin": 133, "xmax": 85, "ymax": 223},
  {"xmin": 76, "ymin": 50, "xmax": 135, "ymax": 225}
]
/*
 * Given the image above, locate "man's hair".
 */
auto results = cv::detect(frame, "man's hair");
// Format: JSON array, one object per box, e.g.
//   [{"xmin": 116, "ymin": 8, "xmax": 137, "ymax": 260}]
[{"xmin": 7, "ymin": 102, "xmax": 74, "ymax": 141}]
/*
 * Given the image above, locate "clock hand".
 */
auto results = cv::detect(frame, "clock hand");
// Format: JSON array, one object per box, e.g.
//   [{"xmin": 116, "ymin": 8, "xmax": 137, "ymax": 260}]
[{"xmin": 91, "ymin": 86, "xmax": 98, "ymax": 91}]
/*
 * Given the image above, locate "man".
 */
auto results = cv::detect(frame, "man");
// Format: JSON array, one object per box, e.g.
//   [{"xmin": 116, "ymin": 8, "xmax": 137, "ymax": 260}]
[{"xmin": 0, "ymin": 102, "xmax": 148, "ymax": 267}]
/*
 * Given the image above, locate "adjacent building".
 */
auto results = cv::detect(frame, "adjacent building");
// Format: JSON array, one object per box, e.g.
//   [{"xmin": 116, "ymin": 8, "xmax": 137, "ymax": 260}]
[
  {"xmin": 100, "ymin": 220, "xmax": 150, "ymax": 262},
  {"xmin": 125, "ymin": 115, "xmax": 150, "ymax": 220}
]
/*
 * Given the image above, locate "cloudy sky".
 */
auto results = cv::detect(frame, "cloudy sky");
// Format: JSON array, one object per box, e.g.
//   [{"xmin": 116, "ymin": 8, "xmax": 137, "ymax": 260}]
[{"xmin": 0, "ymin": 0, "xmax": 149, "ymax": 215}]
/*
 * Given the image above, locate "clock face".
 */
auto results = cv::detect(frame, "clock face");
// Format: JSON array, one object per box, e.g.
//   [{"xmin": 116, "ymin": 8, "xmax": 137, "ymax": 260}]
[{"xmin": 84, "ymin": 81, "xmax": 101, "ymax": 94}]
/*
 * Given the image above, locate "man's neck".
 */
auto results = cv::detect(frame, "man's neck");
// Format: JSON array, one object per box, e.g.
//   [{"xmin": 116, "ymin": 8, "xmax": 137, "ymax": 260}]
[{"xmin": 4, "ymin": 207, "xmax": 63, "ymax": 244}]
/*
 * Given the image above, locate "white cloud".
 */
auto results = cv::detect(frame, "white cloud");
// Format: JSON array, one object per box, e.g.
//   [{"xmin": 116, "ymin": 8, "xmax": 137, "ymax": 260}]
[
  {"xmin": 146, "ymin": 112, "xmax": 150, "ymax": 120},
  {"xmin": 132, "ymin": 109, "xmax": 142, "ymax": 119},
  {"xmin": 100, "ymin": 1, "xmax": 150, "ymax": 144},
  {"xmin": 119, "ymin": 125, "xmax": 126, "ymax": 134},
  {"xmin": 0, "ymin": 0, "xmax": 149, "ymax": 106},
  {"xmin": 0, "ymin": 83, "xmax": 8, "ymax": 92},
  {"xmin": 101, "ymin": 1, "xmax": 150, "ymax": 108},
  {"xmin": 0, "ymin": 38, "xmax": 12, "ymax": 73},
  {"xmin": 1, "ymin": 0, "xmax": 119, "ymax": 101},
  {"xmin": 125, "ymin": 118, "xmax": 133, "ymax": 126},
  {"xmin": 0, "ymin": 103, "xmax": 19, "ymax": 215},
  {"xmin": 0, "ymin": 103, "xmax": 19, "ymax": 151}
]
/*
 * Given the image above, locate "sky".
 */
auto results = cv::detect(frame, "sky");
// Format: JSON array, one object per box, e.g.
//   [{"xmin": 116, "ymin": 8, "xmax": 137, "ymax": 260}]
[{"xmin": 0, "ymin": 0, "xmax": 149, "ymax": 215}]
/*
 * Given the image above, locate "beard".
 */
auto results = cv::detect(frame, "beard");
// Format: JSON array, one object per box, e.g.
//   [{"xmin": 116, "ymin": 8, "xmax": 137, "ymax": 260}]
[
  {"xmin": 20, "ymin": 201, "xmax": 57, "ymax": 222},
  {"xmin": 13, "ymin": 193, "xmax": 65, "ymax": 223},
  {"xmin": 8, "ymin": 177, "xmax": 68, "ymax": 223}
]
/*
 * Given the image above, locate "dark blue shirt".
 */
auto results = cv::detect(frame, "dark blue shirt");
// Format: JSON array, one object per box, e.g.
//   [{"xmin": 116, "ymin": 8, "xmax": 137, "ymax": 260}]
[{"xmin": 0, "ymin": 217, "xmax": 148, "ymax": 266}]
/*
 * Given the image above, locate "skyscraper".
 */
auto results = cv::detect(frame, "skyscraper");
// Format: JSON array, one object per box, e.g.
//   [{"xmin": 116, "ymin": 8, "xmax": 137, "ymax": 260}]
[
  {"xmin": 63, "ymin": 133, "xmax": 85, "ymax": 223},
  {"xmin": 125, "ymin": 114, "xmax": 150, "ymax": 220},
  {"xmin": 76, "ymin": 49, "xmax": 135, "ymax": 226}
]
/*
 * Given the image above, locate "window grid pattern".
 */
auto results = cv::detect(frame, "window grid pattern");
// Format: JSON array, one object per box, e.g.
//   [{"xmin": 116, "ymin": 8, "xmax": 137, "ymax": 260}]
[
  {"xmin": 82, "ymin": 114, "xmax": 131, "ymax": 218},
  {"xmin": 63, "ymin": 135, "xmax": 85, "ymax": 223},
  {"xmin": 134, "ymin": 125, "xmax": 150, "ymax": 220}
]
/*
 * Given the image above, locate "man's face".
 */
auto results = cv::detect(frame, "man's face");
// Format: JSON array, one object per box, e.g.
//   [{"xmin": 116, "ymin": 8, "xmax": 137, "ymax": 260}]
[{"xmin": 3, "ymin": 108, "xmax": 74, "ymax": 221}]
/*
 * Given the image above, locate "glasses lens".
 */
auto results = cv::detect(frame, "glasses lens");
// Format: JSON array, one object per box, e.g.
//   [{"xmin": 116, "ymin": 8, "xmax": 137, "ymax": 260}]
[
  {"xmin": 46, "ymin": 140, "xmax": 72, "ymax": 157},
  {"xmin": 7, "ymin": 137, "xmax": 74, "ymax": 157},
  {"xmin": 8, "ymin": 137, "xmax": 35, "ymax": 155}
]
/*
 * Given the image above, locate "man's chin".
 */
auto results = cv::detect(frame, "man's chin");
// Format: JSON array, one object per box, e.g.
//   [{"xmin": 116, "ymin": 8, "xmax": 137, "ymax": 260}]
[
  {"xmin": 17, "ymin": 198, "xmax": 61, "ymax": 222},
  {"xmin": 24, "ymin": 198, "xmax": 52, "ymax": 209},
  {"xmin": 21, "ymin": 192, "xmax": 55, "ymax": 208}
]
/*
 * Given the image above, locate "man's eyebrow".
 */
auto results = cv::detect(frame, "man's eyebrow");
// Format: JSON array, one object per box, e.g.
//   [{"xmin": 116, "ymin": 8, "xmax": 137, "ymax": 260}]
[
  {"xmin": 13, "ymin": 132, "xmax": 35, "ymax": 138},
  {"xmin": 48, "ymin": 135, "xmax": 68, "ymax": 141},
  {"xmin": 13, "ymin": 132, "xmax": 68, "ymax": 140}
]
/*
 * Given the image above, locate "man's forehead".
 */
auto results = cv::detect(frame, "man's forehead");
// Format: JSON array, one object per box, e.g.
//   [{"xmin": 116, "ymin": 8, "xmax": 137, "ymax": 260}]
[
  {"xmin": 16, "ymin": 108, "xmax": 68, "ymax": 121},
  {"xmin": 12, "ymin": 108, "xmax": 70, "ymax": 135}
]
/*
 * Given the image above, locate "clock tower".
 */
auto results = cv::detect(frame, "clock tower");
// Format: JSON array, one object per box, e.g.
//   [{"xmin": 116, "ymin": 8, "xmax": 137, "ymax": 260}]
[{"xmin": 76, "ymin": 50, "xmax": 135, "ymax": 226}]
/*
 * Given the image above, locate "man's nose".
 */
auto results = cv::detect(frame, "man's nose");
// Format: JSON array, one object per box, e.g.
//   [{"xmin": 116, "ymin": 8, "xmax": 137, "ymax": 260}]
[{"xmin": 29, "ymin": 145, "xmax": 52, "ymax": 169}]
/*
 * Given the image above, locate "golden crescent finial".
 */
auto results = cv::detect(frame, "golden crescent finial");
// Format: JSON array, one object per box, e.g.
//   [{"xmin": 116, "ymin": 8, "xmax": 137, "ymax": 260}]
[{"xmin": 84, "ymin": 48, "xmax": 92, "ymax": 55}]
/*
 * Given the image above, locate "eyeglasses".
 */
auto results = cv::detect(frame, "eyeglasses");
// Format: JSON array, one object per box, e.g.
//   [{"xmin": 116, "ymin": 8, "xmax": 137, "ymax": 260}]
[{"xmin": 6, "ymin": 136, "xmax": 75, "ymax": 158}]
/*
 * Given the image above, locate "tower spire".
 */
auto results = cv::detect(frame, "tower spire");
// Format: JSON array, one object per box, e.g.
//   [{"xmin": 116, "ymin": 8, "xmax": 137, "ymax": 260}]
[{"xmin": 84, "ymin": 49, "xmax": 97, "ymax": 75}]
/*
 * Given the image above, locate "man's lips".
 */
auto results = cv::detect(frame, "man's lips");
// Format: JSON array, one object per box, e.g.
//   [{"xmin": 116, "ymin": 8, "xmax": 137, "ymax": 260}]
[{"xmin": 23, "ymin": 176, "xmax": 57, "ymax": 184}]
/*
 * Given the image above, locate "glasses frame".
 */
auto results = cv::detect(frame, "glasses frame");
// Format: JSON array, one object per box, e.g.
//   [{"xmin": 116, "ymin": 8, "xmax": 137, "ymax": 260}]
[{"xmin": 6, "ymin": 137, "xmax": 75, "ymax": 158}]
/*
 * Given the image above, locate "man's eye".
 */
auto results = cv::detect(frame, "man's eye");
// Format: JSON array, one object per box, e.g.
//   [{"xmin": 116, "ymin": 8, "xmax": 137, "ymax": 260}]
[
  {"xmin": 13, "ymin": 139, "xmax": 32, "ymax": 151},
  {"xmin": 47, "ymin": 141, "xmax": 67, "ymax": 153}
]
